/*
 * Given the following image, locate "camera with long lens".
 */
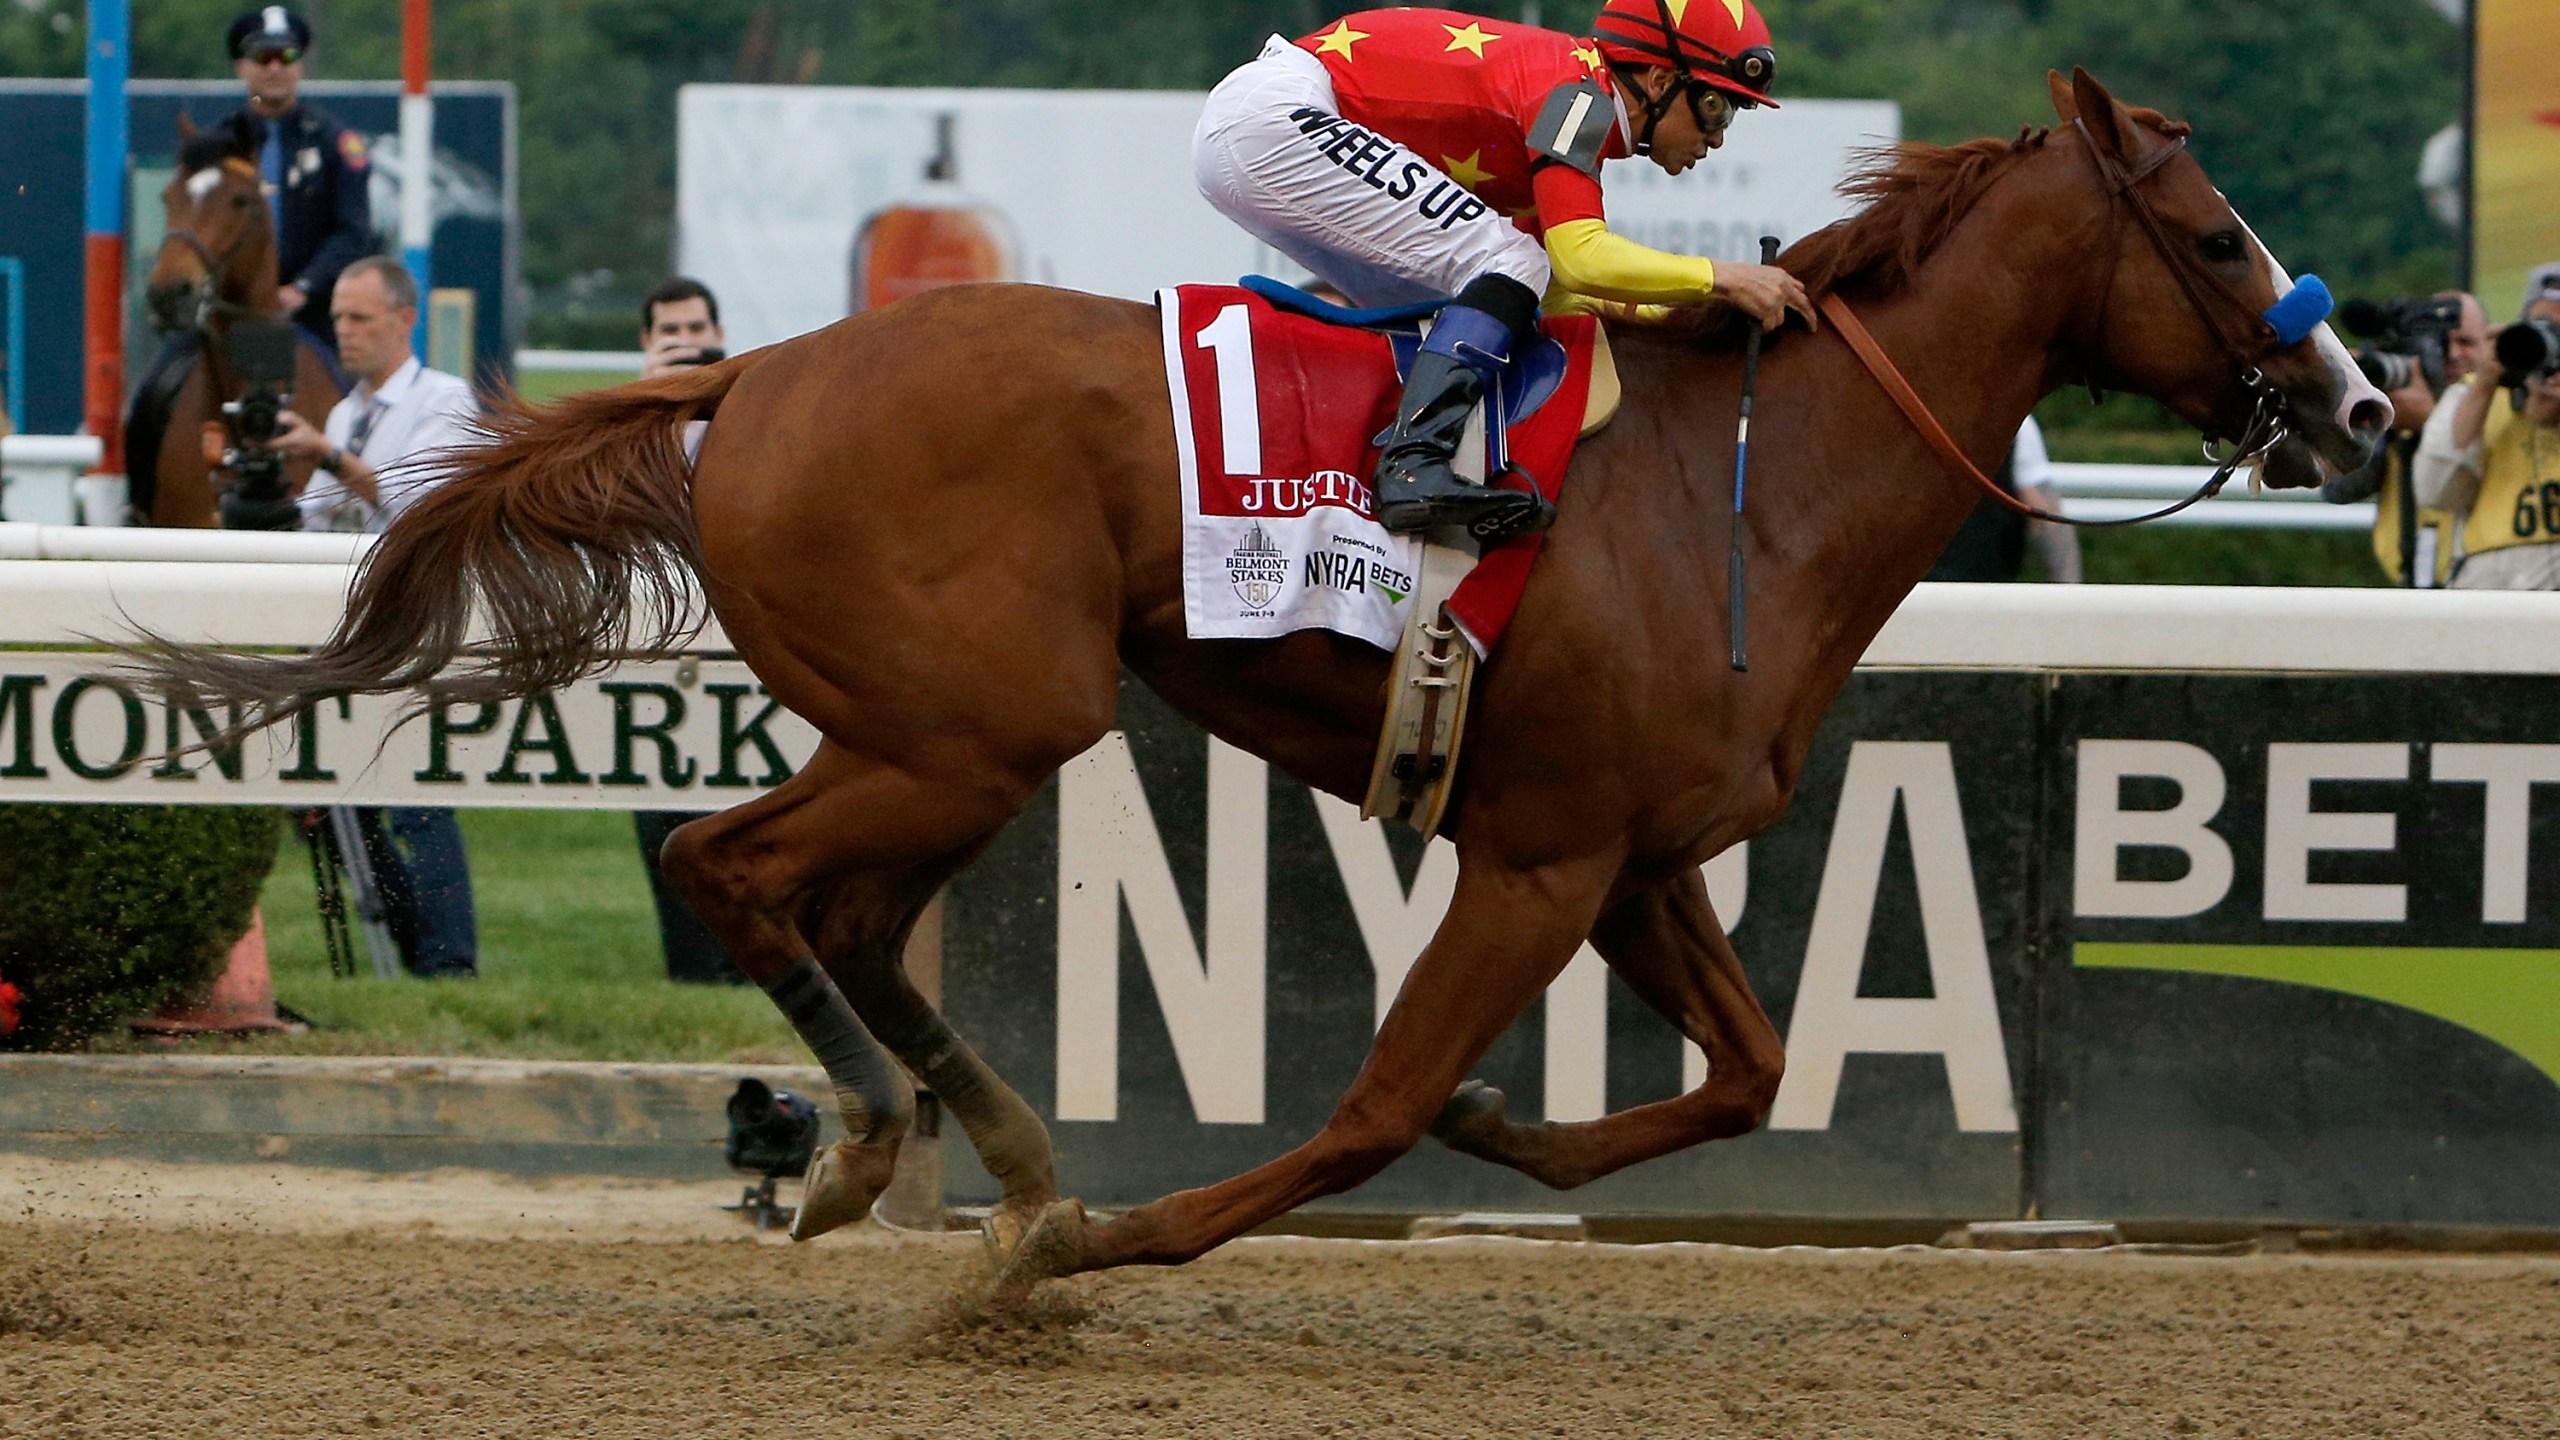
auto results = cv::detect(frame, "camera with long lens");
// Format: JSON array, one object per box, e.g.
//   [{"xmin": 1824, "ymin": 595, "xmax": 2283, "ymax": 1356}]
[
  {"xmin": 217, "ymin": 321, "xmax": 303, "ymax": 531},
  {"xmin": 2339, "ymin": 295, "xmax": 2464, "ymax": 398},
  {"xmin": 2494, "ymin": 317, "xmax": 2560, "ymax": 384}
]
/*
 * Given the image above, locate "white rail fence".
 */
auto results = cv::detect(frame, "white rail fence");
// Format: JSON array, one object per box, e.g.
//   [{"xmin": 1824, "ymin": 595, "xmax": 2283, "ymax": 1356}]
[
  {"xmin": 2047, "ymin": 462, "xmax": 2366, "ymax": 530},
  {"xmin": 4, "ymin": 556, "xmax": 2558, "ymax": 808}
]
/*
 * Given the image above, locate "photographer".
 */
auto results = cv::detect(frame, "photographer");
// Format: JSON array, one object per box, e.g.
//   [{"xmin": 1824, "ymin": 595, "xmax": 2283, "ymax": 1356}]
[
  {"xmin": 267, "ymin": 255, "xmax": 483, "ymax": 978},
  {"xmin": 639, "ymin": 277, "xmax": 725, "ymax": 376},
  {"xmin": 2413, "ymin": 263, "xmax": 2560, "ymax": 591},
  {"xmin": 2324, "ymin": 291, "xmax": 2488, "ymax": 586},
  {"xmin": 273, "ymin": 257, "xmax": 477, "ymax": 533},
  {"xmin": 631, "ymin": 277, "xmax": 739, "ymax": 984}
]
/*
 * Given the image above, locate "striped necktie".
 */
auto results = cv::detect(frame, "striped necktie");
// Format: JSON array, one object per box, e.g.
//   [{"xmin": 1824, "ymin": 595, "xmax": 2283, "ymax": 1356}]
[{"xmin": 345, "ymin": 396, "xmax": 386, "ymax": 459}]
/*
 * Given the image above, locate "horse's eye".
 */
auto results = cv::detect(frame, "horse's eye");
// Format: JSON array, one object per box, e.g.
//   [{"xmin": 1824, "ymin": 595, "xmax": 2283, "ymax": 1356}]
[{"xmin": 2198, "ymin": 230, "xmax": 2245, "ymax": 264}]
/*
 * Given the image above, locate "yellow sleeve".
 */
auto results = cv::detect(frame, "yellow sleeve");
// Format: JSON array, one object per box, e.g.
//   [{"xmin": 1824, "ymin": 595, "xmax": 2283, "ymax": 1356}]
[
  {"xmin": 1539, "ymin": 290, "xmax": 1678, "ymax": 325},
  {"xmin": 1543, "ymin": 218, "xmax": 1717, "ymax": 306}
]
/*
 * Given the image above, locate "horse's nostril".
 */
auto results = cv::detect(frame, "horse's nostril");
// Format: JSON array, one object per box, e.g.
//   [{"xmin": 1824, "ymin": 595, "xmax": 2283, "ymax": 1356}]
[{"xmin": 2346, "ymin": 395, "xmax": 2391, "ymax": 439}]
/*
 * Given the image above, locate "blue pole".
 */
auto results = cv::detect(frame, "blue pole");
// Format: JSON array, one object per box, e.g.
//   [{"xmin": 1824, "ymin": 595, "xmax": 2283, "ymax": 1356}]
[
  {"xmin": 1, "ymin": 258, "xmax": 25, "ymax": 435},
  {"xmin": 83, "ymin": 0, "xmax": 128, "ymax": 470}
]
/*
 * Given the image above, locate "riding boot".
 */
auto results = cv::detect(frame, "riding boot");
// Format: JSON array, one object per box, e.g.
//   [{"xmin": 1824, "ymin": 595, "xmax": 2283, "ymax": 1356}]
[{"xmin": 1375, "ymin": 280, "xmax": 1557, "ymax": 543}]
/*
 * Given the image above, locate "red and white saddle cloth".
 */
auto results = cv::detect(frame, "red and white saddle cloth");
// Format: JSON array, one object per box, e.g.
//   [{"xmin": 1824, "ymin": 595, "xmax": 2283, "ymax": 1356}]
[{"xmin": 1161, "ymin": 285, "xmax": 1601, "ymax": 656}]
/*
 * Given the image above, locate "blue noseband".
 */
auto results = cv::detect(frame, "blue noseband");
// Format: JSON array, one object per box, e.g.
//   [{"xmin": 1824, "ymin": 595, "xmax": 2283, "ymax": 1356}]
[{"xmin": 2263, "ymin": 273, "xmax": 2333, "ymax": 349}]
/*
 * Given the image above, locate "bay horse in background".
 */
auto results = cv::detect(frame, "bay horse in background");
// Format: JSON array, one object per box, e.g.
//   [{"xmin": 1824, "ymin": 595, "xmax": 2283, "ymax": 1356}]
[
  {"xmin": 128, "ymin": 114, "xmax": 345, "ymax": 528},
  {"xmin": 124, "ymin": 71, "xmax": 2388, "ymax": 1288}
]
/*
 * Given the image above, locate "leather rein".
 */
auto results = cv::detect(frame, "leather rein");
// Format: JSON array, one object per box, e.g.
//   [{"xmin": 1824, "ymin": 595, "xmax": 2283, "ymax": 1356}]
[{"xmin": 1818, "ymin": 119, "xmax": 2301, "ymax": 529}]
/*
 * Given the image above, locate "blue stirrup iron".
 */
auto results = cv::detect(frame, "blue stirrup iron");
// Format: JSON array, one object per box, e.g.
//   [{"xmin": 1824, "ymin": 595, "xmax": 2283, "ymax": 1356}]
[{"xmin": 2263, "ymin": 273, "xmax": 2332, "ymax": 349}]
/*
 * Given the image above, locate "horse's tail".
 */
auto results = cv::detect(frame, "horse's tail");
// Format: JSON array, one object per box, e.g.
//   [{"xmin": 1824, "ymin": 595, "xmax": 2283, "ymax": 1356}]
[{"xmin": 124, "ymin": 353, "xmax": 758, "ymax": 735}]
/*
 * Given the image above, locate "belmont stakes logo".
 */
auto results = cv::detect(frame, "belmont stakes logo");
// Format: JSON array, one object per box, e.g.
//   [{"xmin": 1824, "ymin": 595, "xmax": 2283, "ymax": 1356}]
[{"xmin": 1227, "ymin": 522, "xmax": 1289, "ymax": 609}]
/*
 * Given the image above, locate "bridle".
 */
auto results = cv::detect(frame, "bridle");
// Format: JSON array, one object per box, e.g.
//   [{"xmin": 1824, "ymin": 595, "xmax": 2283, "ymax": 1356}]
[
  {"xmin": 1821, "ymin": 115, "xmax": 2332, "ymax": 528},
  {"xmin": 157, "ymin": 162, "xmax": 273, "ymax": 332},
  {"xmin": 155, "ymin": 160, "xmax": 289, "ymax": 468}
]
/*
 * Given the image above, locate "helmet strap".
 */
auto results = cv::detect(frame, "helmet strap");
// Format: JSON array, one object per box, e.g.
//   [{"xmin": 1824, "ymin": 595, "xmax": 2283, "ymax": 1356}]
[{"xmin": 1607, "ymin": 60, "xmax": 1681, "ymax": 157}]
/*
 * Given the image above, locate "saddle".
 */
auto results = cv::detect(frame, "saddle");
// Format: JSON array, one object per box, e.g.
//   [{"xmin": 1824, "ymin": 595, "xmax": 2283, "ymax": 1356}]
[{"xmin": 1225, "ymin": 278, "xmax": 1622, "ymax": 833}]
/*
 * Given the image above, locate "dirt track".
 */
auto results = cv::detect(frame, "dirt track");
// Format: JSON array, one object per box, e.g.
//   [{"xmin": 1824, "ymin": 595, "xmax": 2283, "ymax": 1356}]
[{"xmin": 2, "ymin": 1160, "xmax": 2556, "ymax": 1439}]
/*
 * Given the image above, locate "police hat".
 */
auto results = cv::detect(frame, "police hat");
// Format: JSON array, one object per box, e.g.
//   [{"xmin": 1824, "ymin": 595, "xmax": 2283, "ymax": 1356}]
[{"xmin": 226, "ymin": 6, "xmax": 312, "ymax": 60}]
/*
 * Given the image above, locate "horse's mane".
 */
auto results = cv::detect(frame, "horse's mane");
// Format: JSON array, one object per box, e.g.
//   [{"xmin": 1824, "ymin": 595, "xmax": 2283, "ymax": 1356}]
[{"xmin": 1642, "ymin": 104, "xmax": 2190, "ymax": 345}]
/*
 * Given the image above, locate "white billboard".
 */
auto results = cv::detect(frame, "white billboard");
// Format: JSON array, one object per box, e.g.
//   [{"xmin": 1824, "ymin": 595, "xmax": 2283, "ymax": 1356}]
[{"xmin": 678, "ymin": 82, "xmax": 1898, "ymax": 352}]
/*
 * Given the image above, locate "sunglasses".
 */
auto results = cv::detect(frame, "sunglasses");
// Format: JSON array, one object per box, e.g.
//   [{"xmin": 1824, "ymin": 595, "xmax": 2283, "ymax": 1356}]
[{"xmin": 246, "ymin": 47, "xmax": 302, "ymax": 66}]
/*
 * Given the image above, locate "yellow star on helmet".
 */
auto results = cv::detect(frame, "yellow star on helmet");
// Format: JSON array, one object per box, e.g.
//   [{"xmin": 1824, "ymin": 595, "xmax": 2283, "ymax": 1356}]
[
  {"xmin": 1572, "ymin": 44, "xmax": 1604, "ymax": 71},
  {"xmin": 1664, "ymin": 0, "xmax": 1690, "ymax": 21},
  {"xmin": 1442, "ymin": 21, "xmax": 1500, "ymax": 58},
  {"xmin": 1311, "ymin": 19, "xmax": 1368, "ymax": 58},
  {"xmin": 1442, "ymin": 151, "xmax": 1495, "ymax": 190}
]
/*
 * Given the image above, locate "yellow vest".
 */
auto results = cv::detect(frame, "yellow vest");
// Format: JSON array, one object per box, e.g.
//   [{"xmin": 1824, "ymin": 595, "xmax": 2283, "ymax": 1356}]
[
  {"xmin": 2459, "ymin": 396, "xmax": 2560, "ymax": 560},
  {"xmin": 2371, "ymin": 456, "xmax": 2457, "ymax": 586}
]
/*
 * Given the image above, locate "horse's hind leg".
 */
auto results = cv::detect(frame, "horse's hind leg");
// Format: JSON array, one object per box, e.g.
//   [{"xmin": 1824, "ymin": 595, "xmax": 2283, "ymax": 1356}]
[
  {"xmin": 993, "ymin": 849, "xmax": 1621, "ymax": 1284},
  {"xmin": 661, "ymin": 741, "xmax": 1049, "ymax": 1239},
  {"xmin": 1430, "ymin": 863, "xmax": 1786, "ymax": 1189},
  {"xmin": 805, "ymin": 851, "xmax": 1060, "ymax": 1242}
]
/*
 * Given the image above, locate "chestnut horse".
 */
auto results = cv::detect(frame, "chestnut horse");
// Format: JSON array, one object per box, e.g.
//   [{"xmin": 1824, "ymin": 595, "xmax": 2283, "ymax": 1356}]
[
  {"xmin": 132, "ymin": 115, "xmax": 344, "ymax": 527},
  {"xmin": 127, "ymin": 72, "xmax": 2385, "ymax": 1285}
]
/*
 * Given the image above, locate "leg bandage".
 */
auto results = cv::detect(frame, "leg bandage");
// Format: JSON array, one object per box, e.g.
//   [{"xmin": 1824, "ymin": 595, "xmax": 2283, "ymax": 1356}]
[
  {"xmin": 877, "ymin": 1009, "xmax": 1056, "ymax": 1202},
  {"xmin": 761, "ymin": 957, "xmax": 914, "ymax": 1142}
]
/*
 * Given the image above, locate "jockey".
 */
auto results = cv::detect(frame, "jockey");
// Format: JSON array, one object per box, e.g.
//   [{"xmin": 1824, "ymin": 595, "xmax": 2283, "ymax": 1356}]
[{"xmin": 1195, "ymin": 1, "xmax": 1815, "ymax": 541}]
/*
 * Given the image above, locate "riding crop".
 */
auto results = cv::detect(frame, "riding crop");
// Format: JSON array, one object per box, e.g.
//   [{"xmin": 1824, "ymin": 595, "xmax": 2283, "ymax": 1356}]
[{"xmin": 1729, "ymin": 234, "xmax": 1777, "ymax": 672}]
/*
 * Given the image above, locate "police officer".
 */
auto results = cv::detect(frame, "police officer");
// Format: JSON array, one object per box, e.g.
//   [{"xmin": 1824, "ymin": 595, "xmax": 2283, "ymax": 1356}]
[{"xmin": 222, "ymin": 6, "xmax": 374, "ymax": 351}]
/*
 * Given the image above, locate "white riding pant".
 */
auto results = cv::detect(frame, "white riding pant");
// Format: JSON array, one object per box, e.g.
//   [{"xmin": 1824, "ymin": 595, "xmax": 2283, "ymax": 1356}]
[{"xmin": 1193, "ymin": 36, "xmax": 1553, "ymax": 310}]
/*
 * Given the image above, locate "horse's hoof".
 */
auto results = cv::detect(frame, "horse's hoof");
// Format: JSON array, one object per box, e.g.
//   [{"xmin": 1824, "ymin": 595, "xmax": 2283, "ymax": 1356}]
[
  {"xmin": 789, "ymin": 1138, "xmax": 901, "ymax": 1242},
  {"xmin": 984, "ymin": 1199, "xmax": 1088, "ymax": 1295},
  {"xmin": 1431, "ymin": 1079, "xmax": 1513, "ymax": 1153}
]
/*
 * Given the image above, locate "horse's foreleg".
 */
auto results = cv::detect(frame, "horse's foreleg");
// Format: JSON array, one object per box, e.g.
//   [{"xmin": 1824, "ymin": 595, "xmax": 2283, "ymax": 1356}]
[
  {"xmin": 807, "ymin": 858, "xmax": 1061, "ymax": 1245},
  {"xmin": 662, "ymin": 742, "xmax": 1033, "ymax": 1239},
  {"xmin": 1430, "ymin": 864, "xmax": 1785, "ymax": 1189},
  {"xmin": 997, "ymin": 851, "xmax": 1620, "ymax": 1284}
]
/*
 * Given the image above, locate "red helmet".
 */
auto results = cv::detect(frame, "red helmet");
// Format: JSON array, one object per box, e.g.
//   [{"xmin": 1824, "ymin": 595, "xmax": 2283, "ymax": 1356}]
[{"xmin": 1592, "ymin": 0, "xmax": 1780, "ymax": 108}]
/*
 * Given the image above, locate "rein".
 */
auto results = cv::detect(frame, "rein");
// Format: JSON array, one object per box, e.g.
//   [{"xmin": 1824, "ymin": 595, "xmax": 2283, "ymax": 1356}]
[
  {"xmin": 1819, "ymin": 294, "xmax": 2283, "ymax": 527},
  {"xmin": 1817, "ymin": 117, "xmax": 2315, "ymax": 529}
]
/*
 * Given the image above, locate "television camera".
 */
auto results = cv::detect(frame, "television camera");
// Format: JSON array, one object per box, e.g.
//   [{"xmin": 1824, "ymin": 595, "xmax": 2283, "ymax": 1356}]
[
  {"xmin": 721, "ymin": 1077, "xmax": 821, "ymax": 1232},
  {"xmin": 215, "ymin": 320, "xmax": 305, "ymax": 531},
  {"xmin": 2339, "ymin": 295, "xmax": 2465, "ymax": 398}
]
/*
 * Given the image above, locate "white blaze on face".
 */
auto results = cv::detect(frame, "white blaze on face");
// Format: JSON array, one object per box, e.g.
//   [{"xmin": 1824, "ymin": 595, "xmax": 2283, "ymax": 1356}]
[
  {"xmin": 185, "ymin": 167, "xmax": 224, "ymax": 203},
  {"xmin": 2231, "ymin": 205, "xmax": 2389, "ymax": 436}
]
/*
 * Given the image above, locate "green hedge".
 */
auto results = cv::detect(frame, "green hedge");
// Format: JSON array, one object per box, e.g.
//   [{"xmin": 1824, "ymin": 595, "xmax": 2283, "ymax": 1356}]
[{"xmin": 0, "ymin": 806, "xmax": 280, "ymax": 1050}]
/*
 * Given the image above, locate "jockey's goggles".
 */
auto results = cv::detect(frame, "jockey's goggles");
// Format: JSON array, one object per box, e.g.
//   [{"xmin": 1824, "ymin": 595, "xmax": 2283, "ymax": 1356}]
[{"xmin": 1688, "ymin": 83, "xmax": 1735, "ymax": 136}]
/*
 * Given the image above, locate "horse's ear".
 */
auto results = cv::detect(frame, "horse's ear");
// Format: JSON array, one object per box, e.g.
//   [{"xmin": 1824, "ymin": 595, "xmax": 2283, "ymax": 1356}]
[
  {"xmin": 177, "ymin": 111, "xmax": 198, "ymax": 141},
  {"xmin": 2045, "ymin": 70, "xmax": 2077, "ymax": 124},
  {"xmin": 2069, "ymin": 66, "xmax": 2132, "ymax": 158}
]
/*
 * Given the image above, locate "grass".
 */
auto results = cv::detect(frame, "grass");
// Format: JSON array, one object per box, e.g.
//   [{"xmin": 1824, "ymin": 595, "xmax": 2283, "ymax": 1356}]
[
  {"xmin": 515, "ymin": 367, "xmax": 638, "ymax": 406},
  {"xmin": 102, "ymin": 810, "xmax": 803, "ymax": 1065}
]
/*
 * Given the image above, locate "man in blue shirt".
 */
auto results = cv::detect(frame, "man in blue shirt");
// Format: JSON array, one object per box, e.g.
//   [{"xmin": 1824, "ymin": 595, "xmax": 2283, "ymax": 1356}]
[{"xmin": 220, "ymin": 6, "xmax": 375, "ymax": 352}]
